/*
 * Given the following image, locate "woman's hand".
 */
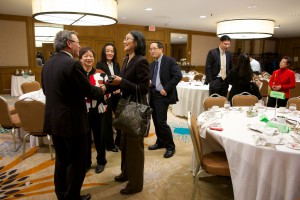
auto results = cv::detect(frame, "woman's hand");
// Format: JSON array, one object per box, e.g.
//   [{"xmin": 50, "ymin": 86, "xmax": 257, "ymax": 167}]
[
  {"xmin": 110, "ymin": 75, "xmax": 122, "ymax": 85},
  {"xmin": 272, "ymin": 85, "xmax": 281, "ymax": 91}
]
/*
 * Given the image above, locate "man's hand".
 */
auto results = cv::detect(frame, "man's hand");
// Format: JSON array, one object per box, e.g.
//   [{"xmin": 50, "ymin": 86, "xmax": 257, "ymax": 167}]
[{"xmin": 160, "ymin": 89, "xmax": 167, "ymax": 96}]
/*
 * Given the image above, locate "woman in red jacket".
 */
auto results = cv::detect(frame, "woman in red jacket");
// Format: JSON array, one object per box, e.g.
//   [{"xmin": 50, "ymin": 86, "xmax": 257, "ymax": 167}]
[{"xmin": 267, "ymin": 56, "xmax": 296, "ymax": 107}]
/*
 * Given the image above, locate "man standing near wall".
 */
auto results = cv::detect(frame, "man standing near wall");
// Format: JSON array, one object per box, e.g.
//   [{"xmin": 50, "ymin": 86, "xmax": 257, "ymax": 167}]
[
  {"xmin": 148, "ymin": 41, "xmax": 182, "ymax": 158},
  {"xmin": 205, "ymin": 35, "xmax": 233, "ymax": 97}
]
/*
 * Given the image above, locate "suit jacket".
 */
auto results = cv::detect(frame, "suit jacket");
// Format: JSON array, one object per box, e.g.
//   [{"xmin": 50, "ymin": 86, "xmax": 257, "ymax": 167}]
[
  {"xmin": 119, "ymin": 55, "xmax": 150, "ymax": 105},
  {"xmin": 205, "ymin": 47, "xmax": 233, "ymax": 84},
  {"xmin": 41, "ymin": 51, "xmax": 103, "ymax": 137},
  {"xmin": 96, "ymin": 61, "xmax": 120, "ymax": 76},
  {"xmin": 150, "ymin": 55, "xmax": 182, "ymax": 104}
]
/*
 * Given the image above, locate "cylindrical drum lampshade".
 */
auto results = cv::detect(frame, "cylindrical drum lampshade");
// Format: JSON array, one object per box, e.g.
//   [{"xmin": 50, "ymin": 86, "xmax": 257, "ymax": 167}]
[
  {"xmin": 32, "ymin": 0, "xmax": 118, "ymax": 26},
  {"xmin": 217, "ymin": 19, "xmax": 274, "ymax": 39}
]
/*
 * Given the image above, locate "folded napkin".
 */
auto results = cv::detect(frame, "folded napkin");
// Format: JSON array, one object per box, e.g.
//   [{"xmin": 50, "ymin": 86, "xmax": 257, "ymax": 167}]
[
  {"xmin": 197, "ymin": 112, "xmax": 222, "ymax": 138},
  {"xmin": 252, "ymin": 134, "xmax": 283, "ymax": 146}
]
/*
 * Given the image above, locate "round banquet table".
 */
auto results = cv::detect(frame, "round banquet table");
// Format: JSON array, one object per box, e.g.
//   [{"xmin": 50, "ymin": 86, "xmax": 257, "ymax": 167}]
[
  {"xmin": 172, "ymin": 82, "xmax": 209, "ymax": 118},
  {"xmin": 196, "ymin": 107, "xmax": 300, "ymax": 200},
  {"xmin": 11, "ymin": 75, "xmax": 35, "ymax": 96}
]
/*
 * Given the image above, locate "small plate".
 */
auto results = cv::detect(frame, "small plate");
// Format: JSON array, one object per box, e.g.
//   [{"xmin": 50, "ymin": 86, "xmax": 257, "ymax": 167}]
[
  {"xmin": 284, "ymin": 142, "xmax": 300, "ymax": 150},
  {"xmin": 277, "ymin": 109, "xmax": 290, "ymax": 114}
]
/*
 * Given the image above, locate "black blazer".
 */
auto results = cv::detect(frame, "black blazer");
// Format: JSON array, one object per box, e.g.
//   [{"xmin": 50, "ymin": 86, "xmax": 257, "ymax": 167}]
[
  {"xmin": 150, "ymin": 55, "xmax": 182, "ymax": 104},
  {"xmin": 96, "ymin": 61, "xmax": 120, "ymax": 76},
  {"xmin": 205, "ymin": 47, "xmax": 233, "ymax": 84},
  {"xmin": 119, "ymin": 55, "xmax": 150, "ymax": 105},
  {"xmin": 42, "ymin": 51, "xmax": 103, "ymax": 137}
]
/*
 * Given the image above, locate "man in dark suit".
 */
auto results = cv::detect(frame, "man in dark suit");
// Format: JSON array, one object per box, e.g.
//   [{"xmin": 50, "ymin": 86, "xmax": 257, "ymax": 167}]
[
  {"xmin": 205, "ymin": 35, "xmax": 233, "ymax": 97},
  {"xmin": 42, "ymin": 30, "xmax": 105, "ymax": 200},
  {"xmin": 148, "ymin": 41, "xmax": 182, "ymax": 158}
]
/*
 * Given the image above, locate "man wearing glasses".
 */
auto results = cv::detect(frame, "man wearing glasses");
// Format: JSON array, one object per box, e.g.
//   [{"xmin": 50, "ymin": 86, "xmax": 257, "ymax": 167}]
[
  {"xmin": 205, "ymin": 35, "xmax": 233, "ymax": 97},
  {"xmin": 148, "ymin": 41, "xmax": 182, "ymax": 158}
]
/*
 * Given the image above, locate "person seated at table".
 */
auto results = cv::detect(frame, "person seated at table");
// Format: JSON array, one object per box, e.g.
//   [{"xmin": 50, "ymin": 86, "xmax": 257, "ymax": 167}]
[
  {"xmin": 227, "ymin": 53, "xmax": 262, "ymax": 104},
  {"xmin": 267, "ymin": 56, "xmax": 296, "ymax": 108}
]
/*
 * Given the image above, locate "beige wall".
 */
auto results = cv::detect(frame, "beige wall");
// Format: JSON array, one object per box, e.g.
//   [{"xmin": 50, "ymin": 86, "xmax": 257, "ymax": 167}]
[
  {"xmin": 0, "ymin": 20, "xmax": 28, "ymax": 66},
  {"xmin": 191, "ymin": 35, "xmax": 236, "ymax": 66}
]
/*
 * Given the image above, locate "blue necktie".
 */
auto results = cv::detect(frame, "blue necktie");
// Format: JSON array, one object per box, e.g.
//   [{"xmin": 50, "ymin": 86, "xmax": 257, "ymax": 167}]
[{"xmin": 152, "ymin": 61, "xmax": 159, "ymax": 89}]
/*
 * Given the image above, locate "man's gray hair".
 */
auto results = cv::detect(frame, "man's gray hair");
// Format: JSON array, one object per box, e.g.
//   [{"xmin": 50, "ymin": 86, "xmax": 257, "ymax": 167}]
[{"xmin": 54, "ymin": 30, "xmax": 77, "ymax": 52}]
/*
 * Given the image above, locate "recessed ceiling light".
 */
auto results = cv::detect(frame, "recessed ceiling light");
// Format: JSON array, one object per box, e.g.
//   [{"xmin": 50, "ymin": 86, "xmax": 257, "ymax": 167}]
[
  {"xmin": 274, "ymin": 25, "xmax": 280, "ymax": 28},
  {"xmin": 200, "ymin": 16, "xmax": 206, "ymax": 19},
  {"xmin": 122, "ymin": 16, "xmax": 127, "ymax": 19},
  {"xmin": 248, "ymin": 5, "xmax": 256, "ymax": 9},
  {"xmin": 145, "ymin": 8, "xmax": 152, "ymax": 11},
  {"xmin": 291, "ymin": 14, "xmax": 300, "ymax": 17}
]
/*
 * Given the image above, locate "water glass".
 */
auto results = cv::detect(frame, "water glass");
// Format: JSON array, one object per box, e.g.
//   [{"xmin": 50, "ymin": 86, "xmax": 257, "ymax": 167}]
[
  {"xmin": 289, "ymin": 103, "xmax": 297, "ymax": 112},
  {"xmin": 224, "ymin": 101, "xmax": 230, "ymax": 110},
  {"xmin": 258, "ymin": 100, "xmax": 264, "ymax": 108}
]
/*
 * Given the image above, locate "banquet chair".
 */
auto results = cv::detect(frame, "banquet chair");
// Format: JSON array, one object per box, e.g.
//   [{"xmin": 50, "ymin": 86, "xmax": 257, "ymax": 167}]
[
  {"xmin": 20, "ymin": 81, "xmax": 41, "ymax": 94},
  {"xmin": 287, "ymin": 96, "xmax": 300, "ymax": 111},
  {"xmin": 259, "ymin": 79, "xmax": 269, "ymax": 105},
  {"xmin": 187, "ymin": 111, "xmax": 230, "ymax": 200},
  {"xmin": 193, "ymin": 73, "xmax": 204, "ymax": 81},
  {"xmin": 290, "ymin": 82, "xmax": 300, "ymax": 98},
  {"xmin": 0, "ymin": 96, "xmax": 22, "ymax": 151},
  {"xmin": 255, "ymin": 80, "xmax": 263, "ymax": 91},
  {"xmin": 181, "ymin": 76, "xmax": 190, "ymax": 82},
  {"xmin": 232, "ymin": 92, "xmax": 259, "ymax": 106},
  {"xmin": 203, "ymin": 93, "xmax": 228, "ymax": 111},
  {"xmin": 15, "ymin": 99, "xmax": 54, "ymax": 160}
]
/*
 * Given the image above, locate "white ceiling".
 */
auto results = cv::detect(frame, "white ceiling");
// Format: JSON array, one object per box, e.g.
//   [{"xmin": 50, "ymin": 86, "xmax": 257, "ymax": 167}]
[{"xmin": 0, "ymin": 0, "xmax": 300, "ymax": 38}]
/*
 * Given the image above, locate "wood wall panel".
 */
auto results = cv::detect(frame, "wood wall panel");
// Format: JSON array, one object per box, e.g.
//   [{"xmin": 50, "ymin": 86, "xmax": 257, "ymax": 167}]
[{"xmin": 1, "ymin": 14, "xmax": 300, "ymax": 94}]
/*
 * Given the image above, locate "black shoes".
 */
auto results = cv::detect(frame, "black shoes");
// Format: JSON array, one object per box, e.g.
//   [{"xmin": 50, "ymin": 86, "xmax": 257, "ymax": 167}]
[
  {"xmin": 148, "ymin": 144, "xmax": 165, "ymax": 150},
  {"xmin": 114, "ymin": 175, "xmax": 128, "ymax": 182},
  {"xmin": 95, "ymin": 165, "xmax": 105, "ymax": 174},
  {"xmin": 120, "ymin": 188, "xmax": 142, "ymax": 195},
  {"xmin": 80, "ymin": 194, "xmax": 91, "ymax": 200},
  {"xmin": 164, "ymin": 150, "xmax": 175, "ymax": 158},
  {"xmin": 107, "ymin": 146, "xmax": 118, "ymax": 152}
]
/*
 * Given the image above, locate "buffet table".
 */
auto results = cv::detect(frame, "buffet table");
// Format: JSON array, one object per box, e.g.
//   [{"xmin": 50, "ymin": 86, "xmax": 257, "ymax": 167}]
[
  {"xmin": 11, "ymin": 75, "xmax": 35, "ymax": 96},
  {"xmin": 196, "ymin": 107, "xmax": 300, "ymax": 200}
]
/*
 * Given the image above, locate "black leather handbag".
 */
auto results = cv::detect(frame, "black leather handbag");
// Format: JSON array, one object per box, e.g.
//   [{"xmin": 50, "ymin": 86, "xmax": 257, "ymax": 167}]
[{"xmin": 113, "ymin": 86, "xmax": 152, "ymax": 137}]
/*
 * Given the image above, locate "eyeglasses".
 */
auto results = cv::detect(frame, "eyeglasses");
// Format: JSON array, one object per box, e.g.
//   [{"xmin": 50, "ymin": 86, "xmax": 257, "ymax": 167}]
[
  {"xmin": 123, "ymin": 37, "xmax": 134, "ymax": 41},
  {"xmin": 149, "ymin": 47, "xmax": 159, "ymax": 51},
  {"xmin": 69, "ymin": 39, "xmax": 80, "ymax": 44}
]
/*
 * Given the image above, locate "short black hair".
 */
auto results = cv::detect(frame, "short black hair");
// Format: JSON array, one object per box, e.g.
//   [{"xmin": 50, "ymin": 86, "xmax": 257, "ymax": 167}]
[
  {"xmin": 129, "ymin": 30, "xmax": 146, "ymax": 56},
  {"xmin": 150, "ymin": 41, "xmax": 163, "ymax": 49},
  {"xmin": 220, "ymin": 35, "xmax": 231, "ymax": 42}
]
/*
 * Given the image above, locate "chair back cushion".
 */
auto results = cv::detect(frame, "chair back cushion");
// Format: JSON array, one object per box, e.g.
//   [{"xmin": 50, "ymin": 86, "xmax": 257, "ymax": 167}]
[
  {"xmin": 287, "ymin": 97, "xmax": 300, "ymax": 111},
  {"xmin": 188, "ymin": 112, "xmax": 203, "ymax": 165},
  {"xmin": 0, "ymin": 96, "xmax": 13, "ymax": 127},
  {"xmin": 232, "ymin": 92, "xmax": 258, "ymax": 106},
  {"xmin": 15, "ymin": 100, "xmax": 45, "ymax": 135},
  {"xmin": 290, "ymin": 82, "xmax": 300, "ymax": 98},
  {"xmin": 181, "ymin": 77, "xmax": 189, "ymax": 82},
  {"xmin": 193, "ymin": 74, "xmax": 204, "ymax": 81},
  {"xmin": 21, "ymin": 81, "xmax": 41, "ymax": 94},
  {"xmin": 259, "ymin": 79, "xmax": 269, "ymax": 97},
  {"xmin": 203, "ymin": 95, "xmax": 228, "ymax": 111}
]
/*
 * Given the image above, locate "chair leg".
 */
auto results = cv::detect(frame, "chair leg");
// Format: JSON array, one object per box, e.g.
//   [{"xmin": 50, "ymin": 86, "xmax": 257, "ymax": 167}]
[
  {"xmin": 11, "ymin": 128, "xmax": 16, "ymax": 151},
  {"xmin": 47, "ymin": 135, "xmax": 54, "ymax": 160},
  {"xmin": 22, "ymin": 133, "xmax": 30, "ymax": 159},
  {"xmin": 192, "ymin": 169, "xmax": 202, "ymax": 200}
]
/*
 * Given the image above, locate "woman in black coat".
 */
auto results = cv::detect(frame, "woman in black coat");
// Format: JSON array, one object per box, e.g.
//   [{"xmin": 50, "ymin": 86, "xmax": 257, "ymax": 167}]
[{"xmin": 228, "ymin": 54, "xmax": 261, "ymax": 104}]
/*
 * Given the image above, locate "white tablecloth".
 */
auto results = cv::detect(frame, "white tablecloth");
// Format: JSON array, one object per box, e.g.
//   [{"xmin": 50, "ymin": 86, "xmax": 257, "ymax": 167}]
[
  {"xmin": 197, "ymin": 108, "xmax": 300, "ymax": 200},
  {"xmin": 11, "ymin": 75, "xmax": 35, "ymax": 96},
  {"xmin": 172, "ymin": 82, "xmax": 209, "ymax": 117}
]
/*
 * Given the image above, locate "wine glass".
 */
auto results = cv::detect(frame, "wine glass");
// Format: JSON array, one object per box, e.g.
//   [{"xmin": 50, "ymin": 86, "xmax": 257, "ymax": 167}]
[
  {"xmin": 289, "ymin": 103, "xmax": 297, "ymax": 112},
  {"xmin": 224, "ymin": 101, "xmax": 230, "ymax": 110}
]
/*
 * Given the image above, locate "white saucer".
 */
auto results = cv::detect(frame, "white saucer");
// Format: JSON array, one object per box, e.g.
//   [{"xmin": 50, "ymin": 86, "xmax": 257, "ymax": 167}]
[{"xmin": 284, "ymin": 141, "xmax": 300, "ymax": 150}]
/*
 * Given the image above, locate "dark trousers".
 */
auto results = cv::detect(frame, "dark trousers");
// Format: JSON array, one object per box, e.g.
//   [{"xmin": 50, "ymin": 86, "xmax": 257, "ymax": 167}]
[
  {"xmin": 150, "ymin": 91, "xmax": 175, "ymax": 151},
  {"xmin": 104, "ymin": 99, "xmax": 117, "ymax": 150},
  {"xmin": 267, "ymin": 96, "xmax": 288, "ymax": 108},
  {"xmin": 52, "ymin": 134, "xmax": 87, "ymax": 200},
  {"xmin": 119, "ymin": 132, "xmax": 144, "ymax": 191},
  {"xmin": 209, "ymin": 77, "xmax": 229, "ymax": 97},
  {"xmin": 87, "ymin": 111, "xmax": 106, "ymax": 167}
]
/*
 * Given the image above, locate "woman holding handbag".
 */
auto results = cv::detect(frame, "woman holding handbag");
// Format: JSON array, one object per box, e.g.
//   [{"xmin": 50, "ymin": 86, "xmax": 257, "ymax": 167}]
[{"xmin": 108, "ymin": 30, "xmax": 150, "ymax": 195}]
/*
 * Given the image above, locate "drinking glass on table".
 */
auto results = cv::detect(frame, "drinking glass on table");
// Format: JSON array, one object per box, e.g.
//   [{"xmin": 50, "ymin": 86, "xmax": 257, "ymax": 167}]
[
  {"xmin": 289, "ymin": 103, "xmax": 297, "ymax": 112},
  {"xmin": 224, "ymin": 101, "xmax": 230, "ymax": 110}
]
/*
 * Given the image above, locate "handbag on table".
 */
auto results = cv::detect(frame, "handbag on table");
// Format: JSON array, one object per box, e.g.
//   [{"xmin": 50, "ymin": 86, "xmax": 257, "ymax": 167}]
[{"xmin": 113, "ymin": 86, "xmax": 152, "ymax": 137}]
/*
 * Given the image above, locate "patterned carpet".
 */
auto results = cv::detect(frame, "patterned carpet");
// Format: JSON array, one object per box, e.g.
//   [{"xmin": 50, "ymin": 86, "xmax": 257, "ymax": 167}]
[{"xmin": 0, "ymin": 96, "xmax": 234, "ymax": 200}]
